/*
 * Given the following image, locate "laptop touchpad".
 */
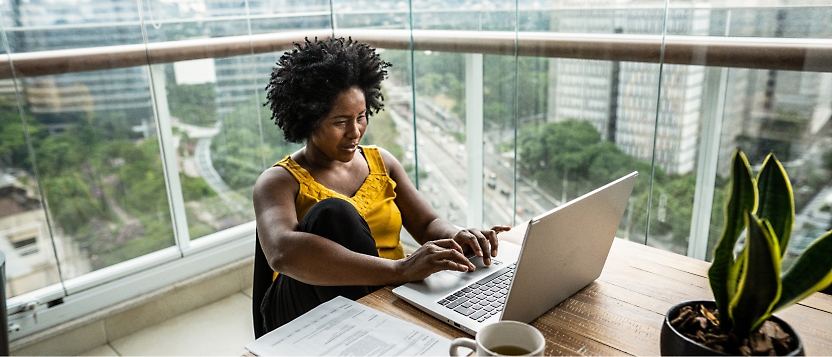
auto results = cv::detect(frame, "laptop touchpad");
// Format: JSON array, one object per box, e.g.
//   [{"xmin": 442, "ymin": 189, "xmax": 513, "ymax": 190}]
[{"xmin": 442, "ymin": 256, "xmax": 503, "ymax": 278}]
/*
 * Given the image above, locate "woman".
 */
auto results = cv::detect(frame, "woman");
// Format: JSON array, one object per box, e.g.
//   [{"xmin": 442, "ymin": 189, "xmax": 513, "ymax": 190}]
[{"xmin": 253, "ymin": 37, "xmax": 508, "ymax": 335}]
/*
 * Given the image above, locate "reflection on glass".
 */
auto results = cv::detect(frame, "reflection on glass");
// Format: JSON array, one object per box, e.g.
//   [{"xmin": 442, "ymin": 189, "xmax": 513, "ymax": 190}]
[
  {"xmin": 708, "ymin": 66, "xmax": 832, "ymax": 267},
  {"xmin": 516, "ymin": 4, "xmax": 667, "ymax": 251},
  {"xmin": 0, "ymin": 0, "xmax": 164, "ymax": 298},
  {"xmin": 409, "ymin": 50, "xmax": 468, "ymax": 227},
  {"xmin": 2, "ymin": 65, "xmax": 177, "ymax": 297},
  {"xmin": 155, "ymin": 0, "xmax": 333, "ymax": 241},
  {"xmin": 0, "ymin": 95, "xmax": 65, "ymax": 298}
]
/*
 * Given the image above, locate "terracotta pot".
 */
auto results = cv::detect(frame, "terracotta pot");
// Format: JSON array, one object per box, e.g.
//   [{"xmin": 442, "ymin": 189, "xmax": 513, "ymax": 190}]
[{"xmin": 660, "ymin": 300, "xmax": 804, "ymax": 356}]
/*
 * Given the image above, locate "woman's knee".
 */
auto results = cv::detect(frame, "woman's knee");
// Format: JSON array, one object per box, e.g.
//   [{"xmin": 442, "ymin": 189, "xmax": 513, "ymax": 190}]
[
  {"xmin": 300, "ymin": 198, "xmax": 377, "ymax": 255},
  {"xmin": 305, "ymin": 198, "xmax": 362, "ymax": 222}
]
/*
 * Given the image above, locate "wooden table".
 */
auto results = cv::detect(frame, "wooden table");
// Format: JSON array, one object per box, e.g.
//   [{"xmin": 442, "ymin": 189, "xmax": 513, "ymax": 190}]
[{"xmin": 358, "ymin": 237, "xmax": 832, "ymax": 355}]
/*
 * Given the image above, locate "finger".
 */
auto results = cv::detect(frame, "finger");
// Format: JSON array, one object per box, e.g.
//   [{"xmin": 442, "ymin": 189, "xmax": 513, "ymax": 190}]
[
  {"xmin": 436, "ymin": 247, "xmax": 476, "ymax": 271},
  {"xmin": 440, "ymin": 259, "xmax": 470, "ymax": 272},
  {"xmin": 490, "ymin": 225, "xmax": 511, "ymax": 233},
  {"xmin": 469, "ymin": 230, "xmax": 493, "ymax": 265},
  {"xmin": 485, "ymin": 229, "xmax": 500, "ymax": 257},
  {"xmin": 460, "ymin": 230, "xmax": 484, "ymax": 257},
  {"xmin": 432, "ymin": 239, "xmax": 464, "ymax": 253}
]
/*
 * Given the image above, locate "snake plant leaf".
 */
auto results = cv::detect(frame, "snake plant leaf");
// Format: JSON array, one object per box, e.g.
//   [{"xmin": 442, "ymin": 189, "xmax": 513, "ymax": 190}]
[
  {"xmin": 726, "ymin": 250, "xmax": 746, "ymax": 317},
  {"xmin": 729, "ymin": 214, "xmax": 782, "ymax": 335},
  {"xmin": 756, "ymin": 153, "xmax": 794, "ymax": 257},
  {"xmin": 709, "ymin": 150, "xmax": 756, "ymax": 328},
  {"xmin": 773, "ymin": 229, "xmax": 832, "ymax": 313}
]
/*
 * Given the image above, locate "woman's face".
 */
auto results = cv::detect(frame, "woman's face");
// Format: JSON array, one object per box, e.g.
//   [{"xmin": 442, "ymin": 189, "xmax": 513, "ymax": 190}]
[{"xmin": 307, "ymin": 86, "xmax": 368, "ymax": 163}]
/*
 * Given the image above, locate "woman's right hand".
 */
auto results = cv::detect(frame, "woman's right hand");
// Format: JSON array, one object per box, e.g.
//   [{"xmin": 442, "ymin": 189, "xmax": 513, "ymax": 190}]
[{"xmin": 396, "ymin": 239, "xmax": 476, "ymax": 282}]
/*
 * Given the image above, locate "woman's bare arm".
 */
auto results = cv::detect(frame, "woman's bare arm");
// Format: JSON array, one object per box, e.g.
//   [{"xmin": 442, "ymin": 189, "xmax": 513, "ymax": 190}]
[
  {"xmin": 380, "ymin": 148, "xmax": 508, "ymax": 265},
  {"xmin": 253, "ymin": 166, "xmax": 472, "ymax": 286}
]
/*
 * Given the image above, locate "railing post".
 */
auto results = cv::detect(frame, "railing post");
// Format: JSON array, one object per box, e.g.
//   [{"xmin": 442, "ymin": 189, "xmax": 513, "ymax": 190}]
[
  {"xmin": 149, "ymin": 64, "xmax": 191, "ymax": 253},
  {"xmin": 688, "ymin": 66, "xmax": 728, "ymax": 261},
  {"xmin": 466, "ymin": 53, "xmax": 484, "ymax": 228}
]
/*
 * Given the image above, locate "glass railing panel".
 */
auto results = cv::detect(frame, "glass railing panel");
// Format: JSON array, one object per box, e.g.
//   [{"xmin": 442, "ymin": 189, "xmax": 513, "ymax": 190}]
[
  {"xmin": 140, "ymin": 0, "xmax": 249, "ymax": 41},
  {"xmin": 0, "ymin": 1, "xmax": 173, "ymax": 298},
  {"xmin": 9, "ymin": 68, "xmax": 175, "ymax": 284},
  {"xmin": 667, "ymin": 4, "xmax": 832, "ymax": 39},
  {"xmin": 638, "ymin": 3, "xmax": 708, "ymax": 255},
  {"xmin": 246, "ymin": 0, "xmax": 331, "ymax": 35},
  {"xmin": 502, "ymin": 55, "xmax": 550, "ymax": 226},
  {"xmin": 160, "ymin": 56, "xmax": 271, "ymax": 242},
  {"xmin": 663, "ymin": 3, "xmax": 832, "ymax": 261},
  {"xmin": 482, "ymin": 52, "xmax": 520, "ymax": 229},
  {"xmin": 333, "ymin": 0, "xmax": 409, "ymax": 30},
  {"xmin": 517, "ymin": 4, "xmax": 666, "ymax": 249},
  {"xmin": 143, "ymin": 1, "xmax": 325, "ymax": 242},
  {"xmin": 406, "ymin": 49, "xmax": 468, "ymax": 227},
  {"xmin": 640, "ymin": 61, "xmax": 705, "ymax": 256},
  {"xmin": 0, "ymin": 33, "xmax": 65, "ymax": 299},
  {"xmin": 0, "ymin": 0, "xmax": 144, "ymax": 54},
  {"xmin": 706, "ymin": 65, "xmax": 832, "ymax": 266}
]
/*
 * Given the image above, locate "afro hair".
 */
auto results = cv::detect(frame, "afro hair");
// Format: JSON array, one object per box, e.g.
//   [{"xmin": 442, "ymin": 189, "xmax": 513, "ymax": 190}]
[{"xmin": 264, "ymin": 37, "xmax": 391, "ymax": 143}]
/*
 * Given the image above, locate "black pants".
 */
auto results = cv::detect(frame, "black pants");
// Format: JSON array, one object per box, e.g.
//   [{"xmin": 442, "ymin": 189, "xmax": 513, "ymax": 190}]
[{"xmin": 260, "ymin": 198, "xmax": 382, "ymax": 333}]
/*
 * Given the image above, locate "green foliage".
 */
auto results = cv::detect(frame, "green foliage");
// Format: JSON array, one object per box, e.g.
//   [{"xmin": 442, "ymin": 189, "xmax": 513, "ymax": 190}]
[
  {"xmin": 167, "ymin": 83, "xmax": 217, "ymax": 126},
  {"xmin": 181, "ymin": 175, "xmax": 215, "ymax": 201},
  {"xmin": 708, "ymin": 150, "xmax": 832, "ymax": 337},
  {"xmin": 516, "ymin": 119, "xmax": 716, "ymax": 250},
  {"xmin": 0, "ymin": 98, "xmax": 43, "ymax": 169},
  {"xmin": 363, "ymin": 108, "xmax": 404, "ymax": 161},
  {"xmin": 211, "ymin": 104, "xmax": 299, "ymax": 190},
  {"xmin": 42, "ymin": 173, "xmax": 109, "ymax": 235},
  {"xmin": 518, "ymin": 119, "xmax": 644, "ymax": 195},
  {"xmin": 822, "ymin": 148, "xmax": 832, "ymax": 172},
  {"xmin": 24, "ymin": 112, "xmax": 177, "ymax": 270},
  {"xmin": 116, "ymin": 139, "xmax": 169, "ymax": 215}
]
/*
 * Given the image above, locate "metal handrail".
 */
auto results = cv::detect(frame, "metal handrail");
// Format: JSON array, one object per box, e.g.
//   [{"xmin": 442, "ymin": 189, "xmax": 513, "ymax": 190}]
[{"xmin": 1, "ymin": 28, "xmax": 831, "ymax": 79}]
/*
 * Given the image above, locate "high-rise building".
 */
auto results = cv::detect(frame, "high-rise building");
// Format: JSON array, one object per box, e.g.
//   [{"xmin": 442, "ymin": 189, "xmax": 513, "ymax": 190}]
[
  {"xmin": 547, "ymin": 5, "xmax": 709, "ymax": 175},
  {"xmin": 1, "ymin": 0, "xmax": 156, "ymax": 132}
]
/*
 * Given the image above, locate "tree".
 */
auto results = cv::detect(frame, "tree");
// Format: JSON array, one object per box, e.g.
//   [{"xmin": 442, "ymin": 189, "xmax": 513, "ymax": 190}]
[
  {"xmin": 0, "ymin": 97, "xmax": 42, "ymax": 170},
  {"xmin": 363, "ymin": 107, "xmax": 404, "ymax": 161},
  {"xmin": 518, "ymin": 119, "xmax": 602, "ymax": 197},
  {"xmin": 167, "ymin": 83, "xmax": 217, "ymax": 126},
  {"xmin": 212, "ymin": 104, "xmax": 299, "ymax": 190},
  {"xmin": 517, "ymin": 118, "xmax": 706, "ymax": 253}
]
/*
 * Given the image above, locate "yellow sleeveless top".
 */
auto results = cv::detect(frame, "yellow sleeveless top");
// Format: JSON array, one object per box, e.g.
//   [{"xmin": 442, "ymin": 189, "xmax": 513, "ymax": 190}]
[{"xmin": 275, "ymin": 145, "xmax": 405, "ymax": 260}]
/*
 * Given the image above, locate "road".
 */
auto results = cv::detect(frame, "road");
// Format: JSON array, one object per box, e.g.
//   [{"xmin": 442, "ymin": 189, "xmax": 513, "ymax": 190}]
[{"xmin": 386, "ymin": 88, "xmax": 560, "ymax": 229}]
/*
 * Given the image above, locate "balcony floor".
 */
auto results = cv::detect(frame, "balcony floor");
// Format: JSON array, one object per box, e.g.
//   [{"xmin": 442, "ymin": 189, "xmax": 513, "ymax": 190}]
[{"xmin": 79, "ymin": 288, "xmax": 255, "ymax": 356}]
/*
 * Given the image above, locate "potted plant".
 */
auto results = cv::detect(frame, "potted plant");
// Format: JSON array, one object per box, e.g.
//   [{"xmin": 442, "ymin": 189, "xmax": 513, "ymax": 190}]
[{"xmin": 660, "ymin": 150, "xmax": 832, "ymax": 356}]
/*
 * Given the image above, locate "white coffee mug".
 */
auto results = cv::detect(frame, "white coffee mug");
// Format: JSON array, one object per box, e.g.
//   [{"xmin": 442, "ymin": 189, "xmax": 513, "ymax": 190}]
[{"xmin": 449, "ymin": 321, "xmax": 545, "ymax": 356}]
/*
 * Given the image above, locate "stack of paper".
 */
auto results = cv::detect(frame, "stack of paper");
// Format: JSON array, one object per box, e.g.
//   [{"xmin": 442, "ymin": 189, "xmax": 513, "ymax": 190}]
[{"xmin": 246, "ymin": 296, "xmax": 451, "ymax": 356}]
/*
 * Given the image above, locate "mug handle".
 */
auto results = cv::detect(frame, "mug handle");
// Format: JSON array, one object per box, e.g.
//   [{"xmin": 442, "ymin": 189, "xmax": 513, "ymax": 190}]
[{"xmin": 449, "ymin": 337, "xmax": 477, "ymax": 356}]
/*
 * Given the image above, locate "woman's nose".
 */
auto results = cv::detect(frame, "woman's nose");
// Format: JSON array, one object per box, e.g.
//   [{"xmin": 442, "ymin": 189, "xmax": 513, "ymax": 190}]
[{"xmin": 346, "ymin": 121, "xmax": 362, "ymax": 138}]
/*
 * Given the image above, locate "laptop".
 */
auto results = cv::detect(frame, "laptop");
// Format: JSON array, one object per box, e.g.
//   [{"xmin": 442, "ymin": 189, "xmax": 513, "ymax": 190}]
[{"xmin": 392, "ymin": 171, "xmax": 638, "ymax": 335}]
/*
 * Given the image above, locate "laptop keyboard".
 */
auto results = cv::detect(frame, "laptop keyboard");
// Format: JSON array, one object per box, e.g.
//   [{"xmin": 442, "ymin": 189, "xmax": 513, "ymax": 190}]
[{"xmin": 437, "ymin": 263, "xmax": 517, "ymax": 322}]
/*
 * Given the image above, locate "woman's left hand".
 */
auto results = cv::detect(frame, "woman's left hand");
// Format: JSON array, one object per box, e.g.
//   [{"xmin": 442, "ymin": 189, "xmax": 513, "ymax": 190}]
[{"xmin": 452, "ymin": 225, "xmax": 511, "ymax": 266}]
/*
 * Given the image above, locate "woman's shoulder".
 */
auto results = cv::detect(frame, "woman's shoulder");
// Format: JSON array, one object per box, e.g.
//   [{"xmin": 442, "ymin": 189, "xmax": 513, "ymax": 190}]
[
  {"xmin": 255, "ymin": 165, "xmax": 295, "ymax": 192},
  {"xmin": 254, "ymin": 154, "xmax": 301, "ymax": 199}
]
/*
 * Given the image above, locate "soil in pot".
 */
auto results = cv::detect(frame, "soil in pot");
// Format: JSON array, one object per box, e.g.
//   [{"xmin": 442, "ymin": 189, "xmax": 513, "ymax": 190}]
[{"xmin": 670, "ymin": 303, "xmax": 799, "ymax": 356}]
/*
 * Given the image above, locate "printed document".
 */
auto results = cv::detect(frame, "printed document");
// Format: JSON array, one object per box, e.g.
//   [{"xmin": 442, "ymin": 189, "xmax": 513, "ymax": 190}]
[{"xmin": 246, "ymin": 296, "xmax": 450, "ymax": 356}]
